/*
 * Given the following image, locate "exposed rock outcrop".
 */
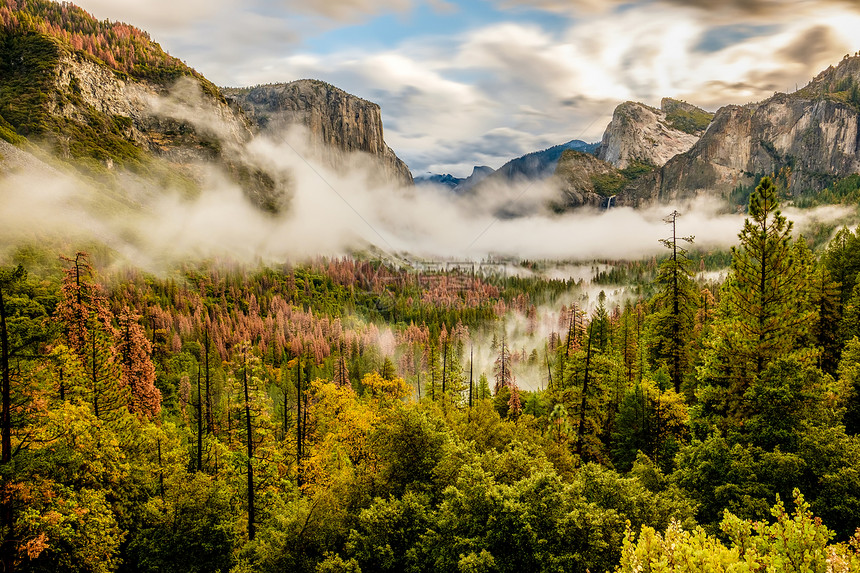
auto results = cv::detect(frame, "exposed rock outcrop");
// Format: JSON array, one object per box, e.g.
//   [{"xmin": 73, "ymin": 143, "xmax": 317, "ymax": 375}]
[
  {"xmin": 223, "ymin": 80, "xmax": 413, "ymax": 186},
  {"xmin": 597, "ymin": 99, "xmax": 709, "ymax": 169},
  {"xmin": 646, "ymin": 56, "xmax": 860, "ymax": 201}
]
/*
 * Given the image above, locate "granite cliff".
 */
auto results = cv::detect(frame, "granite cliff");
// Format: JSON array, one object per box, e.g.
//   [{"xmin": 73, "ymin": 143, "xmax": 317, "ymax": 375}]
[
  {"xmin": 597, "ymin": 98, "xmax": 711, "ymax": 169},
  {"xmin": 0, "ymin": 0, "xmax": 413, "ymax": 215},
  {"xmin": 223, "ymin": 81, "xmax": 413, "ymax": 186},
  {"xmin": 638, "ymin": 56, "xmax": 860, "ymax": 203}
]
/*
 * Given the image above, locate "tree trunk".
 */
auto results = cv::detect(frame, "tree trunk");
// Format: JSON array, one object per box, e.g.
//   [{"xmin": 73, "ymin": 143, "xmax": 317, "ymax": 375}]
[
  {"xmin": 204, "ymin": 329, "xmax": 213, "ymax": 434},
  {"xmin": 468, "ymin": 346, "xmax": 473, "ymax": 408},
  {"xmin": 576, "ymin": 320, "xmax": 595, "ymax": 463},
  {"xmin": 0, "ymin": 286, "xmax": 14, "ymax": 573},
  {"xmin": 296, "ymin": 356, "xmax": 303, "ymax": 487},
  {"xmin": 242, "ymin": 350, "xmax": 255, "ymax": 540},
  {"xmin": 196, "ymin": 365, "xmax": 203, "ymax": 472},
  {"xmin": 1, "ymin": 287, "xmax": 10, "ymax": 465}
]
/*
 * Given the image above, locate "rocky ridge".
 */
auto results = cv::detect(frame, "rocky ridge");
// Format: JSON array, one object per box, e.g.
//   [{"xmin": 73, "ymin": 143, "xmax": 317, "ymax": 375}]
[
  {"xmin": 551, "ymin": 150, "xmax": 626, "ymax": 209},
  {"xmin": 0, "ymin": 1, "xmax": 414, "ymax": 214}
]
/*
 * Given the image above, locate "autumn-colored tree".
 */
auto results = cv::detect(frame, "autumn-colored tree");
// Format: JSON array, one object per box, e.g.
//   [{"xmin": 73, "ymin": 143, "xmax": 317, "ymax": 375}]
[
  {"xmin": 55, "ymin": 253, "xmax": 112, "ymax": 356},
  {"xmin": 116, "ymin": 308, "xmax": 161, "ymax": 420}
]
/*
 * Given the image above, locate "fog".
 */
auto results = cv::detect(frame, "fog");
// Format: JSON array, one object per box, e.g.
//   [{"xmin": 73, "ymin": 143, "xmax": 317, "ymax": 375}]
[{"xmin": 0, "ymin": 85, "xmax": 856, "ymax": 274}]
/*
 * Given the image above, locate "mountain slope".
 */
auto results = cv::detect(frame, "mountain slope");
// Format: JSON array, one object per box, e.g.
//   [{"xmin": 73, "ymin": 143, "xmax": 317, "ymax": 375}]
[
  {"xmin": 0, "ymin": 0, "xmax": 414, "ymax": 215},
  {"xmin": 490, "ymin": 139, "xmax": 599, "ymax": 183},
  {"xmin": 415, "ymin": 165, "xmax": 494, "ymax": 192}
]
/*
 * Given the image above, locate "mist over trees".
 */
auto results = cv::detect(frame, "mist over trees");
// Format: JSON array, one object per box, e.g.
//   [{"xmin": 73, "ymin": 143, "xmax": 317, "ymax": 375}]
[{"xmin": 1, "ymin": 177, "xmax": 860, "ymax": 572}]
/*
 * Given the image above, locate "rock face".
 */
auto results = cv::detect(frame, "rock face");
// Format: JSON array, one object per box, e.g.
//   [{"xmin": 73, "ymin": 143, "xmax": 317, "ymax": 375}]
[
  {"xmin": 0, "ymin": 15, "xmax": 288, "ymax": 208},
  {"xmin": 647, "ymin": 56, "xmax": 860, "ymax": 201},
  {"xmin": 597, "ymin": 99, "xmax": 709, "ymax": 169},
  {"xmin": 223, "ymin": 80, "xmax": 413, "ymax": 186},
  {"xmin": 551, "ymin": 150, "xmax": 628, "ymax": 209}
]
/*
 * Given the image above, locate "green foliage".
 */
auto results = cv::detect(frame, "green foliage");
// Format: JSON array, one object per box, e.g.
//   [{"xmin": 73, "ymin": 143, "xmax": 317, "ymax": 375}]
[
  {"xmin": 618, "ymin": 490, "xmax": 859, "ymax": 573},
  {"xmin": 664, "ymin": 106, "xmax": 714, "ymax": 135},
  {"xmin": 590, "ymin": 171, "xmax": 628, "ymax": 196},
  {"xmin": 3, "ymin": 225, "xmax": 860, "ymax": 573},
  {"xmin": 796, "ymin": 173, "xmax": 860, "ymax": 207}
]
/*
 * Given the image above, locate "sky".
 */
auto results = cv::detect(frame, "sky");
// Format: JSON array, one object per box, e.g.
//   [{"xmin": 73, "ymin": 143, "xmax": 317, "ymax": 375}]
[{"xmin": 70, "ymin": 0, "xmax": 860, "ymax": 177}]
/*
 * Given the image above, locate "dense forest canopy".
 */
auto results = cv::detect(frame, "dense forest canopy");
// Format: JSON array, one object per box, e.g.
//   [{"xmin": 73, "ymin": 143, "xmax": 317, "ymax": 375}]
[{"xmin": 1, "ymin": 177, "xmax": 860, "ymax": 572}]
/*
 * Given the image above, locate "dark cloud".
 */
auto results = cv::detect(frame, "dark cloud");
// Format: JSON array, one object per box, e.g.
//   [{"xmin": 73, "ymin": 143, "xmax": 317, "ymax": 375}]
[{"xmin": 777, "ymin": 25, "xmax": 847, "ymax": 67}]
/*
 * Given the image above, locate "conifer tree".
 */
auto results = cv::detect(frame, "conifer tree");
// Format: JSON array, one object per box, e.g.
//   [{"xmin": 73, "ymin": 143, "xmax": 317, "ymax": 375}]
[
  {"xmin": 333, "ymin": 341, "xmax": 350, "ymax": 388},
  {"xmin": 652, "ymin": 211, "xmax": 696, "ymax": 393},
  {"xmin": 731, "ymin": 177, "xmax": 811, "ymax": 374},
  {"xmin": 493, "ymin": 330, "xmax": 513, "ymax": 394},
  {"xmin": 699, "ymin": 176, "xmax": 816, "ymax": 429}
]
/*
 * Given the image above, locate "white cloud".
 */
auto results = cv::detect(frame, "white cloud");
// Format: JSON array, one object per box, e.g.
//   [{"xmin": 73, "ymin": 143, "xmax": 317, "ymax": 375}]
[
  {"xmin": 72, "ymin": 0, "xmax": 228, "ymax": 31},
  {"xmin": 58, "ymin": 0, "xmax": 860, "ymax": 176},
  {"xmin": 278, "ymin": 0, "xmax": 413, "ymax": 22}
]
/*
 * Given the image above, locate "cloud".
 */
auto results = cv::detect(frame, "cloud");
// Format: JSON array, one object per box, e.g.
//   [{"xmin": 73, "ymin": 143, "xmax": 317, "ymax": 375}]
[
  {"xmin": 72, "ymin": 0, "xmax": 228, "ymax": 31},
  {"xmin": 495, "ymin": 0, "xmax": 860, "ymax": 19},
  {"xmin": 278, "ymin": 0, "xmax": 413, "ymax": 22},
  {"xmin": 53, "ymin": 0, "xmax": 860, "ymax": 177}
]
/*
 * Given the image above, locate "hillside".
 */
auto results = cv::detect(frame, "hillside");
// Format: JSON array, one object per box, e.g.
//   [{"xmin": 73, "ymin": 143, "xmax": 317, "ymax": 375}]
[
  {"xmin": 0, "ymin": 0, "xmax": 414, "ymax": 214},
  {"xmin": 486, "ymin": 139, "xmax": 599, "ymax": 184}
]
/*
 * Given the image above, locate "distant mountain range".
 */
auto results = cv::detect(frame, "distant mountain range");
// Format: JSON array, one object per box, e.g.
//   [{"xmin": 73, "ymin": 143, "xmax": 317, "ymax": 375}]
[
  {"xmin": 416, "ymin": 140, "xmax": 599, "ymax": 192},
  {"xmin": 414, "ymin": 165, "xmax": 494, "ymax": 192}
]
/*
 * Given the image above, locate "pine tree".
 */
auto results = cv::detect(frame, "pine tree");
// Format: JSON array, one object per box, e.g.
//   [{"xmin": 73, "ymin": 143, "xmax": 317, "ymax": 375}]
[
  {"xmin": 699, "ymin": 176, "xmax": 816, "ymax": 429},
  {"xmin": 493, "ymin": 330, "xmax": 513, "ymax": 394},
  {"xmin": 652, "ymin": 211, "xmax": 697, "ymax": 393},
  {"xmin": 333, "ymin": 341, "xmax": 350, "ymax": 388},
  {"xmin": 55, "ymin": 253, "xmax": 112, "ymax": 357},
  {"xmin": 729, "ymin": 178, "xmax": 813, "ymax": 375}
]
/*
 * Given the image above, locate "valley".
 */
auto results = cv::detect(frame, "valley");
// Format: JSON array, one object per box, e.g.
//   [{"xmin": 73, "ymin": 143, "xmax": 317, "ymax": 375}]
[{"xmin": 1, "ymin": 1, "xmax": 860, "ymax": 573}]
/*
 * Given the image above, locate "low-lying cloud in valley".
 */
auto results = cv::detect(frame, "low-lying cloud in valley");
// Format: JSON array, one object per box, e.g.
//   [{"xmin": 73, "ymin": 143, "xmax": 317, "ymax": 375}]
[{"xmin": 1, "ymin": 119, "xmax": 853, "ymax": 274}]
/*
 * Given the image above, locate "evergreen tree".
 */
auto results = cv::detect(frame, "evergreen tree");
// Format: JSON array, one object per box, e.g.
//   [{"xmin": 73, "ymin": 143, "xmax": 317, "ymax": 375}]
[
  {"xmin": 698, "ymin": 176, "xmax": 816, "ymax": 431},
  {"xmin": 727, "ymin": 176, "xmax": 812, "ymax": 376},
  {"xmin": 652, "ymin": 211, "xmax": 696, "ymax": 393},
  {"xmin": 493, "ymin": 330, "xmax": 513, "ymax": 394}
]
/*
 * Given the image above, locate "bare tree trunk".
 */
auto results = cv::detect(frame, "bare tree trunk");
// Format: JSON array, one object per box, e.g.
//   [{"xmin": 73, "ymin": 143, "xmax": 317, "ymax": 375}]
[{"xmin": 242, "ymin": 349, "xmax": 255, "ymax": 540}]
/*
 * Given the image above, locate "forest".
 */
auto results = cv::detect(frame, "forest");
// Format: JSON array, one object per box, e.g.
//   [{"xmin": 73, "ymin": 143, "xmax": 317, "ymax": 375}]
[{"xmin": 2, "ymin": 176, "xmax": 860, "ymax": 573}]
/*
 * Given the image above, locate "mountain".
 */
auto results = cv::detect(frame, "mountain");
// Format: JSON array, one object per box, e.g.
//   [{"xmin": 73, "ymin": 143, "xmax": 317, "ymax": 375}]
[
  {"xmin": 223, "ymin": 80, "xmax": 412, "ymax": 186},
  {"xmin": 490, "ymin": 139, "xmax": 599, "ymax": 183},
  {"xmin": 597, "ymin": 98, "xmax": 712, "ymax": 169},
  {"xmin": 632, "ymin": 56, "xmax": 860, "ymax": 203},
  {"xmin": 551, "ymin": 149, "xmax": 655, "ymax": 210},
  {"xmin": 415, "ymin": 165, "xmax": 494, "ymax": 192},
  {"xmin": 0, "ymin": 0, "xmax": 413, "ymax": 214}
]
